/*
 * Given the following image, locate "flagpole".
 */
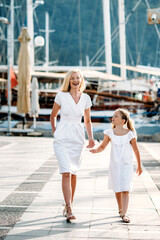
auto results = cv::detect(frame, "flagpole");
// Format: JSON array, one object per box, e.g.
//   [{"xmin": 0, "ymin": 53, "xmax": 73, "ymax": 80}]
[
  {"xmin": 7, "ymin": 24, "xmax": 11, "ymax": 134},
  {"xmin": 0, "ymin": 17, "xmax": 11, "ymax": 134}
]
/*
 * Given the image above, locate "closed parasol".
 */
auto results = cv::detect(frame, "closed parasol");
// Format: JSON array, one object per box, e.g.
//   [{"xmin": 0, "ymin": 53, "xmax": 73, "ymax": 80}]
[
  {"xmin": 30, "ymin": 77, "xmax": 39, "ymax": 129},
  {"xmin": 17, "ymin": 27, "xmax": 31, "ymax": 114}
]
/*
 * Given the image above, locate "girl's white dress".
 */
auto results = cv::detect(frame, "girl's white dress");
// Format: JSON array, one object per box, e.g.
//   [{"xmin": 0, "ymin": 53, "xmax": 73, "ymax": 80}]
[
  {"xmin": 53, "ymin": 91, "xmax": 92, "ymax": 175},
  {"xmin": 104, "ymin": 129, "xmax": 136, "ymax": 192}
]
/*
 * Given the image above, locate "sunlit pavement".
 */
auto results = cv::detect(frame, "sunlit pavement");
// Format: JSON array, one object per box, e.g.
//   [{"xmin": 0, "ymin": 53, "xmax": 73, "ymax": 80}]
[{"xmin": 0, "ymin": 136, "xmax": 160, "ymax": 240}]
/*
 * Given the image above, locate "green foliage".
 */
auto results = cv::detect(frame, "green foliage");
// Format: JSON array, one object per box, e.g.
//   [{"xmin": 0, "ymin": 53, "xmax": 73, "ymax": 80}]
[
  {"xmin": 1, "ymin": 0, "xmax": 160, "ymax": 71},
  {"xmin": 35, "ymin": 0, "xmax": 160, "ymax": 69}
]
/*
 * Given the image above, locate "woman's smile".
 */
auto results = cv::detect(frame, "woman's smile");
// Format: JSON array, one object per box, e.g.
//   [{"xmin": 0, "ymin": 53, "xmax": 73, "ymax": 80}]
[{"xmin": 72, "ymin": 82, "xmax": 79, "ymax": 86}]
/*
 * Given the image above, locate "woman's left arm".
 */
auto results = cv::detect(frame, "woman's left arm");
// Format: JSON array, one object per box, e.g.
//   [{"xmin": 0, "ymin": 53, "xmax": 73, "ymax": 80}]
[
  {"xmin": 84, "ymin": 108, "xmax": 95, "ymax": 148},
  {"xmin": 130, "ymin": 138, "xmax": 143, "ymax": 176}
]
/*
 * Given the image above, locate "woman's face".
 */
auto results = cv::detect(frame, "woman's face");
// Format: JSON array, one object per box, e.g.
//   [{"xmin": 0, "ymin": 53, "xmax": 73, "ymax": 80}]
[
  {"xmin": 112, "ymin": 111, "xmax": 125, "ymax": 126},
  {"xmin": 69, "ymin": 72, "xmax": 82, "ymax": 90}
]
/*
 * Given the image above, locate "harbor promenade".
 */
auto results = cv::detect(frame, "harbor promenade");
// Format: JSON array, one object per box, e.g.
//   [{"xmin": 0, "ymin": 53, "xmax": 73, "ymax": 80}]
[{"xmin": 0, "ymin": 136, "xmax": 160, "ymax": 240}]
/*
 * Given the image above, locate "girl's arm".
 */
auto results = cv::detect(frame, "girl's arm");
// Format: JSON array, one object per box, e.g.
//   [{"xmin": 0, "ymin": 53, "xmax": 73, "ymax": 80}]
[
  {"xmin": 84, "ymin": 108, "xmax": 95, "ymax": 148},
  {"xmin": 130, "ymin": 138, "xmax": 143, "ymax": 176},
  {"xmin": 90, "ymin": 134, "xmax": 110, "ymax": 153},
  {"xmin": 50, "ymin": 102, "xmax": 60, "ymax": 133}
]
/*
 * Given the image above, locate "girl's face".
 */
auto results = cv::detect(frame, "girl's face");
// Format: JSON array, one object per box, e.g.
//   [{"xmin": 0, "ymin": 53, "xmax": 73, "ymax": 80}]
[
  {"xmin": 69, "ymin": 72, "xmax": 82, "ymax": 90},
  {"xmin": 112, "ymin": 111, "xmax": 125, "ymax": 126}
]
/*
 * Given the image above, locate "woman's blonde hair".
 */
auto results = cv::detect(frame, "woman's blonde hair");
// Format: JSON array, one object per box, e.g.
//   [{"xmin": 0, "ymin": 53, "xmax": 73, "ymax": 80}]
[
  {"xmin": 112, "ymin": 108, "xmax": 135, "ymax": 132},
  {"xmin": 61, "ymin": 69, "xmax": 85, "ymax": 93}
]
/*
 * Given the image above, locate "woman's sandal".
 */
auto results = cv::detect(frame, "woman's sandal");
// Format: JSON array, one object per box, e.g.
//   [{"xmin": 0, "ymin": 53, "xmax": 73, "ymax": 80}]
[
  {"xmin": 63, "ymin": 205, "xmax": 67, "ymax": 217},
  {"xmin": 63, "ymin": 203, "xmax": 73, "ymax": 217},
  {"xmin": 119, "ymin": 209, "xmax": 123, "ymax": 218},
  {"xmin": 66, "ymin": 205, "xmax": 76, "ymax": 221},
  {"xmin": 122, "ymin": 214, "xmax": 130, "ymax": 223}
]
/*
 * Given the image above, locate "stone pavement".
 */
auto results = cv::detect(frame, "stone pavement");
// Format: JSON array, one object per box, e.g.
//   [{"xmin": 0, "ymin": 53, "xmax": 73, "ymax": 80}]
[{"xmin": 0, "ymin": 136, "xmax": 160, "ymax": 240}]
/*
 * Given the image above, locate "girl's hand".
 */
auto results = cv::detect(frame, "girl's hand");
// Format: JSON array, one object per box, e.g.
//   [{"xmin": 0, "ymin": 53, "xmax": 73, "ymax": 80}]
[
  {"xmin": 136, "ymin": 165, "xmax": 143, "ymax": 176},
  {"xmin": 90, "ymin": 149, "xmax": 97, "ymax": 154},
  {"xmin": 87, "ymin": 139, "xmax": 95, "ymax": 148}
]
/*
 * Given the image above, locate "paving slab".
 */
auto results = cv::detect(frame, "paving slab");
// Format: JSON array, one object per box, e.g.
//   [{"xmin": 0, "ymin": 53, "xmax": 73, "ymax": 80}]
[{"xmin": 0, "ymin": 136, "xmax": 159, "ymax": 240}]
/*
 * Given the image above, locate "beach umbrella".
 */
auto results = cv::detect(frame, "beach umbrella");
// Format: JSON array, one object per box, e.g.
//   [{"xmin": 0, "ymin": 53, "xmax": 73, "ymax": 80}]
[
  {"xmin": 17, "ymin": 27, "xmax": 31, "ymax": 114},
  {"xmin": 30, "ymin": 77, "xmax": 39, "ymax": 129}
]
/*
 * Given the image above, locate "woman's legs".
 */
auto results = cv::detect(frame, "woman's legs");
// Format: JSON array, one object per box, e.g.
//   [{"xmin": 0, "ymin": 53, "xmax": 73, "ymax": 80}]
[
  {"xmin": 71, "ymin": 174, "xmax": 77, "ymax": 203},
  {"xmin": 62, "ymin": 173, "xmax": 72, "ymax": 205},
  {"xmin": 62, "ymin": 173, "xmax": 77, "ymax": 204},
  {"xmin": 62, "ymin": 172, "xmax": 76, "ymax": 219}
]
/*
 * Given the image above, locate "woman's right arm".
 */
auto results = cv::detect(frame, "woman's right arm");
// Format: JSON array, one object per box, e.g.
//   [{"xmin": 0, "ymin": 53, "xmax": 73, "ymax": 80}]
[
  {"xmin": 50, "ymin": 102, "xmax": 60, "ymax": 134},
  {"xmin": 90, "ymin": 135, "xmax": 110, "ymax": 153}
]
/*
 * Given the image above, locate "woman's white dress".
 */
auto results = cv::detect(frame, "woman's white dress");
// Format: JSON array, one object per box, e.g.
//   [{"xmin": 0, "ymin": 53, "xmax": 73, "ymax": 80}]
[
  {"xmin": 104, "ymin": 129, "xmax": 136, "ymax": 192},
  {"xmin": 53, "ymin": 91, "xmax": 92, "ymax": 175}
]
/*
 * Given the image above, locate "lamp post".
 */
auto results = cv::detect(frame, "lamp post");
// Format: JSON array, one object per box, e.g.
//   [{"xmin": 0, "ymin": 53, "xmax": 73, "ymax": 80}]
[{"xmin": 0, "ymin": 17, "xmax": 11, "ymax": 134}]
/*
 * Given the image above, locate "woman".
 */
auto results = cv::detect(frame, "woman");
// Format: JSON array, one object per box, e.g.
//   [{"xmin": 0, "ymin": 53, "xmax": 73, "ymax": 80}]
[{"xmin": 50, "ymin": 69, "xmax": 95, "ymax": 221}]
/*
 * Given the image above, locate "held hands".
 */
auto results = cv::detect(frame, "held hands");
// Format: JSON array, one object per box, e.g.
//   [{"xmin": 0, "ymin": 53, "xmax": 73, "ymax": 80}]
[
  {"xmin": 136, "ymin": 165, "xmax": 143, "ymax": 176},
  {"xmin": 90, "ymin": 148, "xmax": 97, "ymax": 154},
  {"xmin": 87, "ymin": 138, "xmax": 95, "ymax": 148}
]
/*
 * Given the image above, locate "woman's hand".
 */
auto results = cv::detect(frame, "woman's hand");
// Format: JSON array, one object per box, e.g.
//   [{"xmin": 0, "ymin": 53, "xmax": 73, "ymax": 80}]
[
  {"xmin": 52, "ymin": 127, "xmax": 56, "ymax": 134},
  {"xmin": 87, "ymin": 138, "xmax": 95, "ymax": 148},
  {"xmin": 90, "ymin": 148, "xmax": 97, "ymax": 154},
  {"xmin": 136, "ymin": 165, "xmax": 143, "ymax": 176}
]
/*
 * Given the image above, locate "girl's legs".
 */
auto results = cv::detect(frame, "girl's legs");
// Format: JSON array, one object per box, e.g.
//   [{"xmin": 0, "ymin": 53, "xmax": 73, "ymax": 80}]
[
  {"xmin": 115, "ymin": 192, "xmax": 122, "ymax": 214},
  {"xmin": 115, "ymin": 191, "xmax": 130, "ymax": 223},
  {"xmin": 71, "ymin": 174, "xmax": 77, "ymax": 203},
  {"xmin": 115, "ymin": 191, "xmax": 129, "ymax": 215}
]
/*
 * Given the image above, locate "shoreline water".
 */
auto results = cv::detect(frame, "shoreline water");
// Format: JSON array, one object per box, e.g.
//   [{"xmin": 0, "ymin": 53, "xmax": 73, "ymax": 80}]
[{"xmin": 0, "ymin": 120, "xmax": 160, "ymax": 142}]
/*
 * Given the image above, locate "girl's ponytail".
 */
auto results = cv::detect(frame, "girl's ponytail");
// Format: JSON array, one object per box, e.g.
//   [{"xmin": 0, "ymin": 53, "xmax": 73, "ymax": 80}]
[{"xmin": 127, "ymin": 117, "xmax": 135, "ymax": 132}]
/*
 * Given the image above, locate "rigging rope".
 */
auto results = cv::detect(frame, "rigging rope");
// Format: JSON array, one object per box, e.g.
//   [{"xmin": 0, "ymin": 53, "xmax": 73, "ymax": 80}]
[
  {"xmin": 57, "ymin": 1, "xmax": 76, "ymax": 60},
  {"xmin": 85, "ymin": 0, "xmax": 98, "ymax": 55},
  {"xmin": 63, "ymin": 1, "xmax": 78, "ymax": 64},
  {"xmin": 154, "ymin": 38, "xmax": 160, "ymax": 66},
  {"xmin": 137, "ymin": 22, "xmax": 147, "ymax": 65},
  {"xmin": 90, "ymin": 0, "xmax": 143, "ymax": 66},
  {"xmin": 78, "ymin": 0, "xmax": 82, "ymax": 63},
  {"xmin": 49, "ymin": 0, "xmax": 58, "ymax": 27}
]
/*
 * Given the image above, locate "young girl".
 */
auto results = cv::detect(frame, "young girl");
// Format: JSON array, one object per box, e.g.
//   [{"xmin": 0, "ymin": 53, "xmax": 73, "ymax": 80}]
[{"xmin": 90, "ymin": 108, "xmax": 143, "ymax": 223}]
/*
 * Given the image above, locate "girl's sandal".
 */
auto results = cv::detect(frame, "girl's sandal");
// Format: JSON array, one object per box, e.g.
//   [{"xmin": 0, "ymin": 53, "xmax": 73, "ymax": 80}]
[
  {"xmin": 66, "ymin": 205, "xmax": 76, "ymax": 221},
  {"xmin": 122, "ymin": 214, "xmax": 130, "ymax": 223}
]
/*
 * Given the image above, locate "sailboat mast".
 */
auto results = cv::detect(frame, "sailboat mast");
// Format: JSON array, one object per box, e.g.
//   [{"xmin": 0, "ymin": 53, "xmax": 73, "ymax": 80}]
[
  {"xmin": 102, "ymin": 0, "xmax": 112, "ymax": 73},
  {"xmin": 45, "ymin": 11, "xmax": 49, "ymax": 72},
  {"xmin": 119, "ymin": 0, "xmax": 126, "ymax": 80},
  {"xmin": 10, "ymin": 0, "xmax": 14, "ymax": 65},
  {"xmin": 27, "ymin": 0, "xmax": 34, "ymax": 70}
]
